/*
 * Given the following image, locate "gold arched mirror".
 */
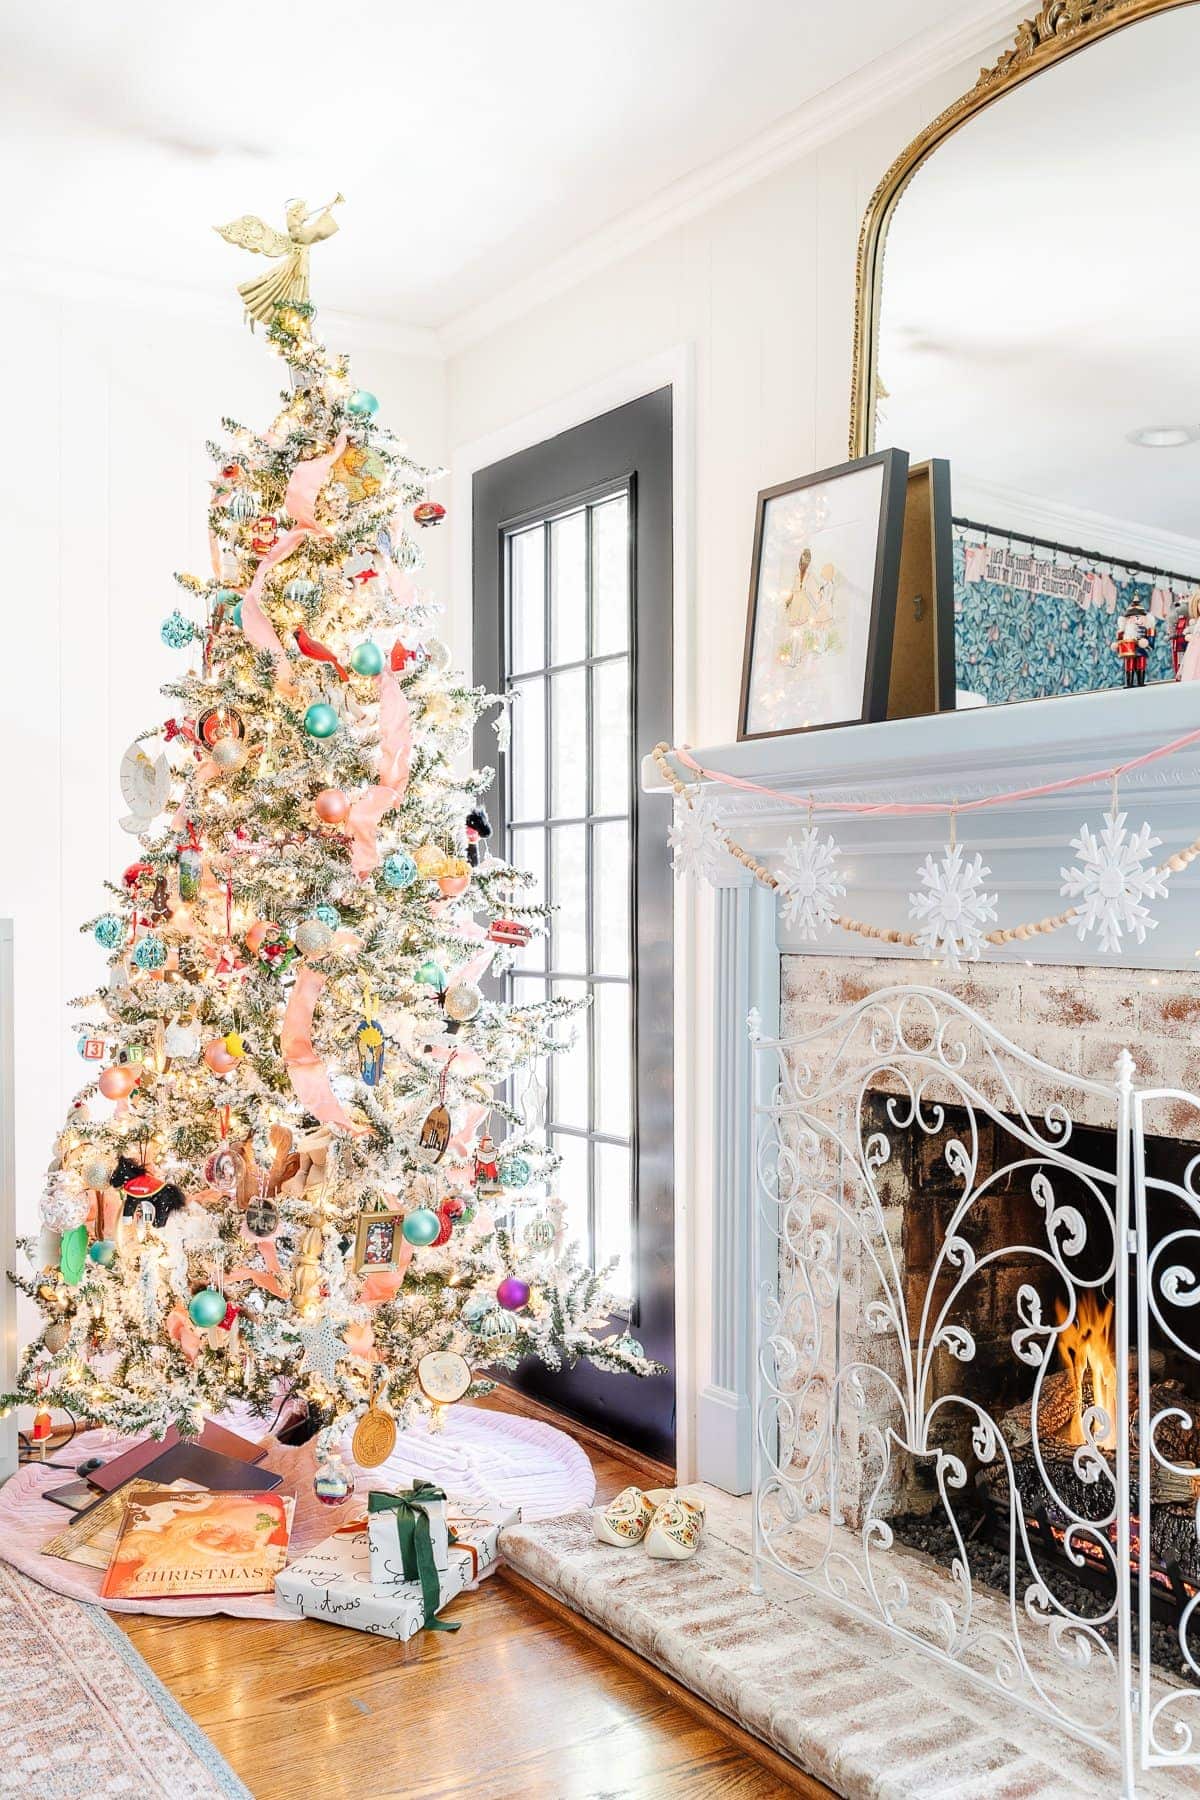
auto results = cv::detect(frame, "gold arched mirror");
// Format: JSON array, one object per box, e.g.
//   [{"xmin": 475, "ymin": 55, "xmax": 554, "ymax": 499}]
[{"xmin": 852, "ymin": 0, "xmax": 1200, "ymax": 706}]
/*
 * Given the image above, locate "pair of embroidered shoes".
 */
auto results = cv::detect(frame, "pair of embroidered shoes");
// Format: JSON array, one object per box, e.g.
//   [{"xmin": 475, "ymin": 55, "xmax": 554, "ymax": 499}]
[{"xmin": 594, "ymin": 1485, "xmax": 706, "ymax": 1559}]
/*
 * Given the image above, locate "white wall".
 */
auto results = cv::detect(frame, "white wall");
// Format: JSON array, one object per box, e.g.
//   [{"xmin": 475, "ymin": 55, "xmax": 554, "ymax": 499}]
[
  {"xmin": 0, "ymin": 290, "xmax": 446, "ymax": 1255},
  {"xmin": 443, "ymin": 47, "xmax": 991, "ymax": 1480}
]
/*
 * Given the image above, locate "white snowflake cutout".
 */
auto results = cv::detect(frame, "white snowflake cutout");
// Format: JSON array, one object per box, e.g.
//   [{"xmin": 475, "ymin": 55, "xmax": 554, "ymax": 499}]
[
  {"xmin": 775, "ymin": 828, "xmax": 846, "ymax": 940},
  {"xmin": 909, "ymin": 842, "xmax": 998, "ymax": 969},
  {"xmin": 1059, "ymin": 810, "xmax": 1169, "ymax": 954},
  {"xmin": 667, "ymin": 790, "xmax": 729, "ymax": 884}
]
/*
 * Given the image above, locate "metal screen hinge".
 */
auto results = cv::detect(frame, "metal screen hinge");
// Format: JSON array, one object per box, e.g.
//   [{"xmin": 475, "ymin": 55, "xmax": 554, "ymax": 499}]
[{"xmin": 1126, "ymin": 1228, "xmax": 1138, "ymax": 1255}]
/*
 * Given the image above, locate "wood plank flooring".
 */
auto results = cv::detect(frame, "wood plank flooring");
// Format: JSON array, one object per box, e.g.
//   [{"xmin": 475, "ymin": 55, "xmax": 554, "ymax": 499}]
[{"xmin": 118, "ymin": 1397, "xmax": 827, "ymax": 1799}]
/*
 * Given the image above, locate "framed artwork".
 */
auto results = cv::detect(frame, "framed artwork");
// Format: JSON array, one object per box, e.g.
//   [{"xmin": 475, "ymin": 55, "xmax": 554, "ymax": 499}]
[
  {"xmin": 737, "ymin": 449, "xmax": 910, "ymax": 740},
  {"xmin": 354, "ymin": 1209, "xmax": 404, "ymax": 1273}
]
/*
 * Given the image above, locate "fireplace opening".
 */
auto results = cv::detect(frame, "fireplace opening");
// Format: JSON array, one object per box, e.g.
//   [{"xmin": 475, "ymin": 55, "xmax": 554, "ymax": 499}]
[{"xmin": 848, "ymin": 1095, "xmax": 1200, "ymax": 1677}]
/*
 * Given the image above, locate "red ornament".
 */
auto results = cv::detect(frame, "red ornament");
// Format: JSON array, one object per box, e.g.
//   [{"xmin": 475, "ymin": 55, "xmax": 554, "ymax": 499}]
[
  {"xmin": 221, "ymin": 462, "xmax": 243, "ymax": 482},
  {"xmin": 390, "ymin": 641, "xmax": 418, "ymax": 672},
  {"xmin": 123, "ymin": 861, "xmax": 154, "ymax": 890},
  {"xmin": 31, "ymin": 1407, "xmax": 53, "ymax": 1443},
  {"xmin": 488, "ymin": 918, "xmax": 532, "ymax": 947},
  {"xmin": 473, "ymin": 1135, "xmax": 499, "ymax": 1186},
  {"xmin": 250, "ymin": 514, "xmax": 279, "ymax": 554},
  {"xmin": 294, "ymin": 625, "xmax": 349, "ymax": 681},
  {"xmin": 432, "ymin": 1204, "xmax": 455, "ymax": 1247},
  {"xmin": 218, "ymin": 1302, "xmax": 239, "ymax": 1331},
  {"xmin": 413, "ymin": 501, "xmax": 446, "ymax": 528}
]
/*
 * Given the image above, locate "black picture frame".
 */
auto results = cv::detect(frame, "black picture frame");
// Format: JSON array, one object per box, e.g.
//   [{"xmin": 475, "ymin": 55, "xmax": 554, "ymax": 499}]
[{"xmin": 737, "ymin": 448, "xmax": 910, "ymax": 740}]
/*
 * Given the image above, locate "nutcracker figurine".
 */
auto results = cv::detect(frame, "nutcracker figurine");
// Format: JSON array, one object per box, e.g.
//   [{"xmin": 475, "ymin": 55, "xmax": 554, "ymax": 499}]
[
  {"xmin": 473, "ymin": 1134, "xmax": 503, "ymax": 1199},
  {"xmin": 1113, "ymin": 597, "xmax": 1156, "ymax": 688}
]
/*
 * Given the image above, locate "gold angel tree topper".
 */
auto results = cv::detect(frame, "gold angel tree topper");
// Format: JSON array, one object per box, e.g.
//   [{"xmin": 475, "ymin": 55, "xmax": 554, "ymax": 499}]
[{"xmin": 215, "ymin": 195, "xmax": 344, "ymax": 326}]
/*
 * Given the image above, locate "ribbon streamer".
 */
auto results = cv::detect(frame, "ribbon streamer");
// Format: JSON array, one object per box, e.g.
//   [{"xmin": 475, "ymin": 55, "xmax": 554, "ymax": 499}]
[
  {"xmin": 280, "ymin": 965, "xmax": 365, "ymax": 1132},
  {"xmin": 346, "ymin": 672, "xmax": 413, "ymax": 876},
  {"xmin": 367, "ymin": 1484, "xmax": 460, "ymax": 1633}
]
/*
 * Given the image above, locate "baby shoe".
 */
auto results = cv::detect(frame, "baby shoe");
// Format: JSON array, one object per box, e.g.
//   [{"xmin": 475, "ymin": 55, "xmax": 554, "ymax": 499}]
[
  {"xmin": 594, "ymin": 1485, "xmax": 657, "ymax": 1547},
  {"xmin": 643, "ymin": 1489, "xmax": 706, "ymax": 1560}
]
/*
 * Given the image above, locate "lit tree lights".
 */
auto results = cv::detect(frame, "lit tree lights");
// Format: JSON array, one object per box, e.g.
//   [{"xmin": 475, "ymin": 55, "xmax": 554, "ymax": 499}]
[{"xmin": 4, "ymin": 234, "xmax": 660, "ymax": 1449}]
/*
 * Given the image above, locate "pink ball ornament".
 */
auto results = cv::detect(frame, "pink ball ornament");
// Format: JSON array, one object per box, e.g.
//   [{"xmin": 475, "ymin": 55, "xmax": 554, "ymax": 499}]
[
  {"xmin": 496, "ymin": 1276, "xmax": 531, "ymax": 1312},
  {"xmin": 98, "ymin": 1065, "xmax": 138, "ymax": 1101},
  {"xmin": 314, "ymin": 788, "xmax": 350, "ymax": 824},
  {"xmin": 203, "ymin": 1039, "xmax": 238, "ymax": 1075}
]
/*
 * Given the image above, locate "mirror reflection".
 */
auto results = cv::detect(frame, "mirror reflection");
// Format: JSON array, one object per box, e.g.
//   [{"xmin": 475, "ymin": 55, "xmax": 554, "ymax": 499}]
[{"xmin": 876, "ymin": 5, "xmax": 1200, "ymax": 706}]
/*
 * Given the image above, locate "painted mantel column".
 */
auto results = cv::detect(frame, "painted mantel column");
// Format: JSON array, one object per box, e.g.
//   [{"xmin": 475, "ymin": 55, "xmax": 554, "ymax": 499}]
[{"xmin": 696, "ymin": 872, "xmax": 780, "ymax": 1494}]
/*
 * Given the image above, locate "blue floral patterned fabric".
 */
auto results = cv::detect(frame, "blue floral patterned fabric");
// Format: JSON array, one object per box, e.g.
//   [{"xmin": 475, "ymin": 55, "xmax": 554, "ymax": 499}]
[{"xmin": 953, "ymin": 529, "xmax": 1175, "ymax": 704}]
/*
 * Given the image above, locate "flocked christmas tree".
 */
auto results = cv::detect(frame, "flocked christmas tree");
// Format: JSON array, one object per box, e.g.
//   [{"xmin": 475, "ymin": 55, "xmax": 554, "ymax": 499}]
[{"xmin": 6, "ymin": 201, "xmax": 658, "ymax": 1480}]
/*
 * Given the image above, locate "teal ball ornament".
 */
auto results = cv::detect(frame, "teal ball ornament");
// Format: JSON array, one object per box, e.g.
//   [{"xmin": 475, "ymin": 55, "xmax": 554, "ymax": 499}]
[
  {"xmin": 461, "ymin": 1292, "xmax": 497, "ymax": 1328},
  {"xmin": 132, "ymin": 933, "xmax": 167, "ymax": 971},
  {"xmin": 230, "ymin": 600, "xmax": 243, "ymax": 629},
  {"xmin": 88, "ymin": 1239, "xmax": 117, "ymax": 1267},
  {"xmin": 187, "ymin": 1287, "xmax": 227, "ymax": 1328},
  {"xmin": 382, "ymin": 851, "xmax": 418, "ymax": 890},
  {"xmin": 413, "ymin": 958, "xmax": 446, "ymax": 988},
  {"xmin": 314, "ymin": 904, "xmax": 340, "ymax": 928},
  {"xmin": 349, "ymin": 641, "xmax": 384, "ymax": 677},
  {"xmin": 498, "ymin": 1155, "xmax": 531, "ymax": 1190},
  {"xmin": 160, "ymin": 610, "xmax": 195, "ymax": 650},
  {"xmin": 402, "ymin": 1207, "xmax": 442, "ymax": 1247},
  {"xmin": 94, "ymin": 915, "xmax": 124, "ymax": 951},
  {"xmin": 303, "ymin": 703, "xmax": 340, "ymax": 739},
  {"xmin": 347, "ymin": 389, "xmax": 379, "ymax": 418},
  {"xmin": 214, "ymin": 587, "xmax": 240, "ymax": 608}
]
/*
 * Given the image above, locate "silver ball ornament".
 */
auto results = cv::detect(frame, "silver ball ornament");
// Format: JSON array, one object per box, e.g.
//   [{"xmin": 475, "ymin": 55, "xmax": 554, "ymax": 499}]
[
  {"xmin": 40, "ymin": 1170, "xmax": 88, "ymax": 1233},
  {"xmin": 211, "ymin": 736, "xmax": 245, "ymax": 770},
  {"xmin": 423, "ymin": 638, "xmax": 452, "ymax": 673},
  {"xmin": 81, "ymin": 1155, "xmax": 113, "ymax": 1190},
  {"xmin": 293, "ymin": 918, "xmax": 333, "ymax": 957},
  {"xmin": 443, "ymin": 982, "xmax": 482, "ymax": 1023},
  {"xmin": 44, "ymin": 1322, "xmax": 70, "ymax": 1354}
]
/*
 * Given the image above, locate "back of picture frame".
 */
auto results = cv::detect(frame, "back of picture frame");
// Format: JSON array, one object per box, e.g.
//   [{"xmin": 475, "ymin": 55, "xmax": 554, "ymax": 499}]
[{"xmin": 885, "ymin": 458, "xmax": 955, "ymax": 721}]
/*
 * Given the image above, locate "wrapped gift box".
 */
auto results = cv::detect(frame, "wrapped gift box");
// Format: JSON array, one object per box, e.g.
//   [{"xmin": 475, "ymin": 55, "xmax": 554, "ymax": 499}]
[
  {"xmin": 276, "ymin": 1528, "xmax": 473, "ymax": 1641},
  {"xmin": 447, "ymin": 1502, "xmax": 521, "ymax": 1583},
  {"xmin": 366, "ymin": 1481, "xmax": 450, "ymax": 1583}
]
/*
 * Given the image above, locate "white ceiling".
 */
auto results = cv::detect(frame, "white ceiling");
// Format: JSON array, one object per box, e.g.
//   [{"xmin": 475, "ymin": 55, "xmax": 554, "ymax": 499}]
[
  {"xmin": 3, "ymin": 0, "xmax": 1000, "ymax": 336},
  {"xmin": 879, "ymin": 4, "xmax": 1200, "ymax": 563}
]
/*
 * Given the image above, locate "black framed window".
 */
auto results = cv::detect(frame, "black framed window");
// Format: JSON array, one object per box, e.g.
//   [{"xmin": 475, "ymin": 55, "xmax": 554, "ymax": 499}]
[{"xmin": 473, "ymin": 390, "xmax": 674, "ymax": 1460}]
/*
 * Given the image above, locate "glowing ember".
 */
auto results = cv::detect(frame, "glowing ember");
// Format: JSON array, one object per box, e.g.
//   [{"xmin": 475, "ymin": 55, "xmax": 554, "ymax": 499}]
[{"xmin": 1056, "ymin": 1291, "xmax": 1118, "ymax": 1449}]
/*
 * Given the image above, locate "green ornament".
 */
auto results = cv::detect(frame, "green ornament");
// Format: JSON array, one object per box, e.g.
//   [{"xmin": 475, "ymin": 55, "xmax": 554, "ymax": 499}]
[
  {"xmin": 94, "ymin": 914, "xmax": 124, "ymax": 950},
  {"xmin": 402, "ymin": 1207, "xmax": 442, "ymax": 1247},
  {"xmin": 188, "ymin": 1287, "xmax": 227, "ymax": 1328},
  {"xmin": 59, "ymin": 1225, "xmax": 88, "ymax": 1286},
  {"xmin": 414, "ymin": 959, "xmax": 446, "ymax": 989},
  {"xmin": 303, "ymin": 703, "xmax": 340, "ymax": 739},
  {"xmin": 498, "ymin": 1155, "xmax": 532, "ymax": 1190},
  {"xmin": 314, "ymin": 904, "xmax": 339, "ymax": 928},
  {"xmin": 88, "ymin": 1239, "xmax": 117, "ymax": 1267},
  {"xmin": 349, "ymin": 641, "xmax": 384, "ymax": 677},
  {"xmin": 347, "ymin": 389, "xmax": 379, "ymax": 418}
]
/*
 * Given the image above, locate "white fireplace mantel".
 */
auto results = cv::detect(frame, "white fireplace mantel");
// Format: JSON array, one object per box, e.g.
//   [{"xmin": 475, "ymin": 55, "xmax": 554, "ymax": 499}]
[
  {"xmin": 644, "ymin": 685, "xmax": 1200, "ymax": 1494},
  {"xmin": 644, "ymin": 683, "xmax": 1200, "ymax": 969}
]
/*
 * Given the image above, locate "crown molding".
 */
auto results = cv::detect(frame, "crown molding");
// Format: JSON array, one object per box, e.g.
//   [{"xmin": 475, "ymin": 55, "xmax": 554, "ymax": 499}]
[
  {"xmin": 436, "ymin": 1, "xmax": 1026, "ymax": 358},
  {"xmin": 0, "ymin": 255, "xmax": 442, "ymax": 359},
  {"xmin": 952, "ymin": 473, "xmax": 1200, "ymax": 579}
]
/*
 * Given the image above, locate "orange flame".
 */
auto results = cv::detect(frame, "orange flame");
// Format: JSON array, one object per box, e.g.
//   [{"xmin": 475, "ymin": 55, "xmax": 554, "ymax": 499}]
[{"xmin": 1055, "ymin": 1292, "xmax": 1118, "ymax": 1449}]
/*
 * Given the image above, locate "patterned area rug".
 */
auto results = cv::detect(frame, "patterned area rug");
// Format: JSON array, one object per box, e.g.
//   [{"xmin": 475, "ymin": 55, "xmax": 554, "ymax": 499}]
[
  {"xmin": 501, "ymin": 1486, "xmax": 1197, "ymax": 1800},
  {"xmin": 0, "ymin": 1562, "xmax": 250, "ymax": 1797}
]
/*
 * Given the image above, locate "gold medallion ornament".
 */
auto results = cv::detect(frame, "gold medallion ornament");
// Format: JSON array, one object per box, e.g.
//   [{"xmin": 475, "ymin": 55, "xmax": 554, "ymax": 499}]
[
  {"xmin": 351, "ymin": 1405, "xmax": 397, "ymax": 1469},
  {"xmin": 417, "ymin": 1350, "xmax": 472, "ymax": 1406}
]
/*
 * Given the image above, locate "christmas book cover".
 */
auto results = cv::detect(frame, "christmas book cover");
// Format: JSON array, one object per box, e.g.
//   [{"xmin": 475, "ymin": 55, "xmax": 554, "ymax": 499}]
[{"xmin": 99, "ymin": 1486, "xmax": 294, "ymax": 1599}]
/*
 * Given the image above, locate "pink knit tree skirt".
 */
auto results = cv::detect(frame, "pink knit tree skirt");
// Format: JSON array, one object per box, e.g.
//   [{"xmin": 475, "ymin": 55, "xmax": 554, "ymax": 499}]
[{"xmin": 0, "ymin": 1406, "xmax": 595, "ymax": 1618}]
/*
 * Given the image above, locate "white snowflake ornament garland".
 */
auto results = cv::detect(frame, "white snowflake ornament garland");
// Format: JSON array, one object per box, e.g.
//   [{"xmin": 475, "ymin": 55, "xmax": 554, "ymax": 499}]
[
  {"xmin": 668, "ymin": 789, "xmax": 730, "ymax": 884},
  {"xmin": 909, "ymin": 841, "xmax": 998, "ymax": 969},
  {"xmin": 1059, "ymin": 810, "xmax": 1170, "ymax": 953},
  {"xmin": 775, "ymin": 828, "xmax": 846, "ymax": 940}
]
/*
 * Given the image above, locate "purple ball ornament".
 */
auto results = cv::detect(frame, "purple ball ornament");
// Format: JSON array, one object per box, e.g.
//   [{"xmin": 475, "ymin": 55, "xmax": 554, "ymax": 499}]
[{"xmin": 496, "ymin": 1276, "xmax": 531, "ymax": 1312}]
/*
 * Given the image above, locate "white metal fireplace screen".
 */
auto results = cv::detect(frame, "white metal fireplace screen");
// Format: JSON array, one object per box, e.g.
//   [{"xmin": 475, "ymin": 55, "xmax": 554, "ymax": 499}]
[{"xmin": 749, "ymin": 986, "xmax": 1200, "ymax": 1796}]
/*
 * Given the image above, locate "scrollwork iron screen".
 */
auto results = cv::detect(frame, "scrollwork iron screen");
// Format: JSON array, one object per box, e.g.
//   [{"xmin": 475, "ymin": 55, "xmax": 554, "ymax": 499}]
[{"xmin": 749, "ymin": 986, "xmax": 1199, "ymax": 1797}]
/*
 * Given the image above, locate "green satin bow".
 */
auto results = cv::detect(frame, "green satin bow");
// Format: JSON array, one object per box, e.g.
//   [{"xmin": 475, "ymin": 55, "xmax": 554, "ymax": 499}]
[{"xmin": 368, "ymin": 1482, "xmax": 460, "ymax": 1633}]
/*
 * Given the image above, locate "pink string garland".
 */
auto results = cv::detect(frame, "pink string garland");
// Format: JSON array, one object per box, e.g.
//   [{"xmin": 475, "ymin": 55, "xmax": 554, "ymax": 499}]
[{"xmin": 667, "ymin": 725, "xmax": 1200, "ymax": 818}]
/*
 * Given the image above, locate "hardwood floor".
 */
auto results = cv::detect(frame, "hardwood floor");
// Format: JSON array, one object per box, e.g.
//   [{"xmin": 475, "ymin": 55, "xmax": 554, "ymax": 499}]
[{"xmin": 118, "ymin": 1398, "xmax": 825, "ymax": 1799}]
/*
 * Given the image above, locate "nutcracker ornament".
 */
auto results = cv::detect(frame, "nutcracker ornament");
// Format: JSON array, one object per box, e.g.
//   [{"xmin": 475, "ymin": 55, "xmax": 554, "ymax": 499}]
[
  {"xmin": 1113, "ymin": 597, "xmax": 1156, "ymax": 688},
  {"xmin": 474, "ymin": 1134, "xmax": 503, "ymax": 1199}
]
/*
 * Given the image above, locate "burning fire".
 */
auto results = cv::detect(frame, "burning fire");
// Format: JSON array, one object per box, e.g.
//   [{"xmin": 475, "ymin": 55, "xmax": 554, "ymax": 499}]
[{"xmin": 1055, "ymin": 1292, "xmax": 1118, "ymax": 1450}]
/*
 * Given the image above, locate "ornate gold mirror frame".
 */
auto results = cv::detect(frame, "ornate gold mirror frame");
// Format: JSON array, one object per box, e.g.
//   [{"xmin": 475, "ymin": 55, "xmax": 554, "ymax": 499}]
[{"xmin": 849, "ymin": 0, "xmax": 1199, "ymax": 456}]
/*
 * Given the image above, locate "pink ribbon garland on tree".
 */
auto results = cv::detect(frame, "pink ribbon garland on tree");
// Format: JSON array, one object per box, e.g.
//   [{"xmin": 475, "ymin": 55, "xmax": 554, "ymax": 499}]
[
  {"xmin": 235, "ymin": 431, "xmax": 349, "ymax": 698},
  {"xmin": 280, "ymin": 964, "xmax": 365, "ymax": 1133},
  {"xmin": 346, "ymin": 671, "xmax": 413, "ymax": 876}
]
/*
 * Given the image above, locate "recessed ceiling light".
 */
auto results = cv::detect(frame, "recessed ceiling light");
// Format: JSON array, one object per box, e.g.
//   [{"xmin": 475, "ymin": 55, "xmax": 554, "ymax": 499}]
[{"xmin": 1126, "ymin": 426, "xmax": 1199, "ymax": 448}]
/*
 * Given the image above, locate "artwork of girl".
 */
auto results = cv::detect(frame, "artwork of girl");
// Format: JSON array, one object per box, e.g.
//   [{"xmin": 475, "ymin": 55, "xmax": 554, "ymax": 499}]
[{"xmin": 779, "ymin": 547, "xmax": 843, "ymax": 668}]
